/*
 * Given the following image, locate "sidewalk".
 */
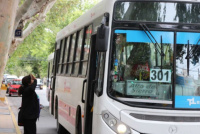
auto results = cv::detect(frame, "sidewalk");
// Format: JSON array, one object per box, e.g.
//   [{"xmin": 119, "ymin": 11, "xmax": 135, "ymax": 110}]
[{"xmin": 0, "ymin": 98, "xmax": 21, "ymax": 134}]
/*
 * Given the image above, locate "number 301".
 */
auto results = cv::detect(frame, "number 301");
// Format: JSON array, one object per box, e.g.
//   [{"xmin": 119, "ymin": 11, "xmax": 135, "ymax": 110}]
[{"xmin": 150, "ymin": 69, "xmax": 171, "ymax": 83}]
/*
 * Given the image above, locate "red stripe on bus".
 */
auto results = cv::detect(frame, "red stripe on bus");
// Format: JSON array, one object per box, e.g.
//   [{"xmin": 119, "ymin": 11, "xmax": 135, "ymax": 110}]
[
  {"xmin": 58, "ymin": 108, "xmax": 75, "ymax": 126},
  {"xmin": 58, "ymin": 100, "xmax": 76, "ymax": 126},
  {"xmin": 58, "ymin": 100, "xmax": 66, "ymax": 109}
]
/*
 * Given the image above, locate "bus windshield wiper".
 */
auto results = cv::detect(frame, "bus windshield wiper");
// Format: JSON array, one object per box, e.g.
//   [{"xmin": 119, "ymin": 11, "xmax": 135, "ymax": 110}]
[
  {"xmin": 139, "ymin": 24, "xmax": 165, "ymax": 57},
  {"xmin": 185, "ymin": 40, "xmax": 190, "ymax": 76},
  {"xmin": 185, "ymin": 38, "xmax": 200, "ymax": 59}
]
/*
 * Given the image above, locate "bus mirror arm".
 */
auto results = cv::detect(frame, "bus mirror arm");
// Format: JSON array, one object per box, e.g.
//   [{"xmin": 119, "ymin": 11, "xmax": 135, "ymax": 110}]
[
  {"xmin": 101, "ymin": 12, "xmax": 109, "ymax": 25},
  {"xmin": 82, "ymin": 79, "xmax": 87, "ymax": 103}
]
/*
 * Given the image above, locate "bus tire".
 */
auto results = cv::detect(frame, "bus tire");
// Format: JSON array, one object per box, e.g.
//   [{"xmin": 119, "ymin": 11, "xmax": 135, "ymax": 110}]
[{"xmin": 75, "ymin": 105, "xmax": 82, "ymax": 134}]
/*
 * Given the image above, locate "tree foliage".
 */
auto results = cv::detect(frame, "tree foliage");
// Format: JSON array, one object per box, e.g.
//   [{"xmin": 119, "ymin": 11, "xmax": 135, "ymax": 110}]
[{"xmin": 6, "ymin": 0, "xmax": 100, "ymax": 78}]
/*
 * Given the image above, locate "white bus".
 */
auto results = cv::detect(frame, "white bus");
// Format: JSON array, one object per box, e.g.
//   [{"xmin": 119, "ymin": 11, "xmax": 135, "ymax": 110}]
[
  {"xmin": 47, "ymin": 52, "xmax": 54, "ymax": 102},
  {"xmin": 48, "ymin": 0, "xmax": 200, "ymax": 134}
]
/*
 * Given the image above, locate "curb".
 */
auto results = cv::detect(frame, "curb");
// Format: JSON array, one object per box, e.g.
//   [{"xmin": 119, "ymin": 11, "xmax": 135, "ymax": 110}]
[{"xmin": 5, "ymin": 97, "xmax": 21, "ymax": 134}]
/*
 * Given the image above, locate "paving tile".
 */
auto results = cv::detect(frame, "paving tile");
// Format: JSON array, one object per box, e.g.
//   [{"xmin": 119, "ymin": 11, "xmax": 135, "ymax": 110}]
[
  {"xmin": 0, "ymin": 115, "xmax": 15, "ymax": 129},
  {"xmin": 0, "ymin": 128, "xmax": 16, "ymax": 133},
  {"xmin": 0, "ymin": 109, "xmax": 10, "ymax": 115}
]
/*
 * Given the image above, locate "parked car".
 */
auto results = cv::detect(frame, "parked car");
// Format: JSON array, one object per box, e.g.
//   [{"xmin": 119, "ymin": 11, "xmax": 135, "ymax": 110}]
[
  {"xmin": 5, "ymin": 75, "xmax": 18, "ymax": 93},
  {"xmin": 37, "ymin": 78, "xmax": 43, "ymax": 89},
  {"xmin": 8, "ymin": 79, "xmax": 22, "ymax": 96},
  {"xmin": 2, "ymin": 74, "xmax": 9, "ymax": 84}
]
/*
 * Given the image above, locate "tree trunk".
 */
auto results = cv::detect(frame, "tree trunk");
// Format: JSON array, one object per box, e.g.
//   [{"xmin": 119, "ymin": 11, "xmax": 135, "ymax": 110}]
[{"xmin": 0, "ymin": 0, "xmax": 19, "ymax": 88}]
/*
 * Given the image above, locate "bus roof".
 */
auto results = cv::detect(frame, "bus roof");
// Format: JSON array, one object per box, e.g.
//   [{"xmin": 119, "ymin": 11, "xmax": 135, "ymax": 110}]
[{"xmin": 56, "ymin": 0, "xmax": 114, "ymax": 41}]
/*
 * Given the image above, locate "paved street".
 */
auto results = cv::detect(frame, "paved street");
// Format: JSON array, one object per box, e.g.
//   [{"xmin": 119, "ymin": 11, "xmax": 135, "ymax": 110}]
[{"xmin": 6, "ymin": 87, "xmax": 57, "ymax": 134}]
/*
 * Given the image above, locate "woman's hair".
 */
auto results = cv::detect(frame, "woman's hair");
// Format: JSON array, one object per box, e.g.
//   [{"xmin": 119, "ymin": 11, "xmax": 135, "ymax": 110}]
[
  {"xmin": 22, "ymin": 75, "xmax": 31, "ymax": 86},
  {"xmin": 18, "ymin": 75, "xmax": 31, "ymax": 96}
]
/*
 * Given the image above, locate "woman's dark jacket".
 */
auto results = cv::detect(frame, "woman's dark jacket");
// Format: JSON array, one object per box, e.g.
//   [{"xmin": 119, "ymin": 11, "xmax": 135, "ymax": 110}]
[{"xmin": 19, "ymin": 80, "xmax": 39, "ymax": 119}]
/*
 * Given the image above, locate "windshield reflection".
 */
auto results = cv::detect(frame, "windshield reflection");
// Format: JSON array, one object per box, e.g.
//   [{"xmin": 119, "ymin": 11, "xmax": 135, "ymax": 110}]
[
  {"xmin": 115, "ymin": 2, "xmax": 200, "ymax": 23},
  {"xmin": 110, "ymin": 30, "xmax": 174, "ymax": 103},
  {"xmin": 175, "ymin": 33, "xmax": 200, "ymax": 108}
]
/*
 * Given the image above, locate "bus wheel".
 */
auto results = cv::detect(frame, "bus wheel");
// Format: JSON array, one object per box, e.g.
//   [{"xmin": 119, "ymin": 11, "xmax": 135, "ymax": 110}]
[{"xmin": 75, "ymin": 105, "xmax": 82, "ymax": 134}]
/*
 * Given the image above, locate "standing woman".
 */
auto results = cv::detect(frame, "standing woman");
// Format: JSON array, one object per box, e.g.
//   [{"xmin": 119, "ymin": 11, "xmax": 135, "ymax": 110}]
[{"xmin": 18, "ymin": 74, "xmax": 39, "ymax": 134}]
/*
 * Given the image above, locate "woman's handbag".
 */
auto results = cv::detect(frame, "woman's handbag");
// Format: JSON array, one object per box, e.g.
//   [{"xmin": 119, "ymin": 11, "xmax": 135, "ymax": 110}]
[{"xmin": 18, "ymin": 107, "xmax": 24, "ymax": 126}]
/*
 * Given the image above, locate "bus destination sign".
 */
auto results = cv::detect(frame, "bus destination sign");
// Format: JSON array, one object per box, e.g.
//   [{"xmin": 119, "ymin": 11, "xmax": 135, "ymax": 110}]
[{"xmin": 126, "ymin": 80, "xmax": 156, "ymax": 96}]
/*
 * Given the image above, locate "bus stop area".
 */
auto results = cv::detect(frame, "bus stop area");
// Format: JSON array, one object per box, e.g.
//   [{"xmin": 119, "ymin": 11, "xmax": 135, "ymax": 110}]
[
  {"xmin": 0, "ymin": 98, "xmax": 21, "ymax": 134},
  {"xmin": 0, "ymin": 83, "xmax": 57, "ymax": 134}
]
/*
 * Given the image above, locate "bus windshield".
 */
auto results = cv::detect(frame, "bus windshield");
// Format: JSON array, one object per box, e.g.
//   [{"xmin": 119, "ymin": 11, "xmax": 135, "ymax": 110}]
[
  {"xmin": 110, "ymin": 29, "xmax": 174, "ymax": 103},
  {"xmin": 110, "ymin": 29, "xmax": 200, "ymax": 108},
  {"xmin": 175, "ymin": 32, "xmax": 200, "ymax": 108},
  {"xmin": 114, "ymin": 2, "xmax": 200, "ymax": 23}
]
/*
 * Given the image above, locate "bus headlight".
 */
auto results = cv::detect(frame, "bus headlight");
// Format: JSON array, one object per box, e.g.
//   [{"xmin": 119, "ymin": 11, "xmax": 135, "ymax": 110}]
[
  {"xmin": 102, "ymin": 110, "xmax": 131, "ymax": 134},
  {"xmin": 117, "ymin": 124, "xmax": 127, "ymax": 133}
]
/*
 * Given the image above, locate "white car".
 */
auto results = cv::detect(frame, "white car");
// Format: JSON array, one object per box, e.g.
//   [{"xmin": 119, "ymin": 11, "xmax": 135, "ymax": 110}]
[
  {"xmin": 36, "ymin": 78, "xmax": 43, "ymax": 89},
  {"xmin": 18, "ymin": 76, "xmax": 24, "ymax": 79},
  {"xmin": 5, "ymin": 75, "xmax": 18, "ymax": 93},
  {"xmin": 5, "ymin": 75, "xmax": 18, "ymax": 85}
]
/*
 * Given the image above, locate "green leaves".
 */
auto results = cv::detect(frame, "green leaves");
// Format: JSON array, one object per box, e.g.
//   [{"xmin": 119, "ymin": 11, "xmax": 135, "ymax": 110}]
[{"xmin": 6, "ymin": 0, "xmax": 100, "ymax": 78}]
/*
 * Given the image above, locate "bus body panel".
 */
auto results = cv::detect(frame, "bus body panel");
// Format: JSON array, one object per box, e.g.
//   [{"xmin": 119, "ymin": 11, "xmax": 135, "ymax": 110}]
[
  {"xmin": 92, "ymin": 113, "xmax": 117, "ymax": 134},
  {"xmin": 54, "ymin": 76, "xmax": 85, "ymax": 133},
  {"xmin": 93, "ymin": 90, "xmax": 200, "ymax": 134},
  {"xmin": 121, "ymin": 110, "xmax": 200, "ymax": 134},
  {"xmin": 58, "ymin": 112, "xmax": 75, "ymax": 133}
]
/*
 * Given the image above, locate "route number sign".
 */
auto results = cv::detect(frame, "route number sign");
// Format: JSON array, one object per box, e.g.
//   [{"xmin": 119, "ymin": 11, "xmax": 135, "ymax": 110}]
[{"xmin": 150, "ymin": 69, "xmax": 171, "ymax": 83}]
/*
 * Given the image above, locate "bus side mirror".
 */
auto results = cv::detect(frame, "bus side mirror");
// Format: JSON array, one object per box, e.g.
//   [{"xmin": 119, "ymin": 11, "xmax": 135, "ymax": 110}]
[
  {"xmin": 96, "ymin": 14, "xmax": 109, "ymax": 52},
  {"xmin": 96, "ymin": 25, "xmax": 109, "ymax": 52}
]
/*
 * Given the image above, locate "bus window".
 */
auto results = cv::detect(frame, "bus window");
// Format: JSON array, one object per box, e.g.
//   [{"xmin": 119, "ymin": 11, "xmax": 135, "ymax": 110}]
[
  {"xmin": 58, "ymin": 38, "xmax": 66, "ymax": 74},
  {"xmin": 67, "ymin": 33, "xmax": 76, "ymax": 74},
  {"xmin": 56, "ymin": 41, "xmax": 61, "ymax": 74},
  {"xmin": 73, "ymin": 29, "xmax": 84, "ymax": 75},
  {"xmin": 63, "ymin": 37, "xmax": 69, "ymax": 74},
  {"xmin": 80, "ymin": 25, "xmax": 92, "ymax": 75},
  {"xmin": 52, "ymin": 43, "xmax": 56, "ymax": 75}
]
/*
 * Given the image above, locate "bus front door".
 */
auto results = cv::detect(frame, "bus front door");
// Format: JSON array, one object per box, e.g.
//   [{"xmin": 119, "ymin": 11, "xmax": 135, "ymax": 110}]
[
  {"xmin": 84, "ymin": 33, "xmax": 106, "ymax": 134},
  {"xmin": 84, "ymin": 34, "xmax": 97, "ymax": 134}
]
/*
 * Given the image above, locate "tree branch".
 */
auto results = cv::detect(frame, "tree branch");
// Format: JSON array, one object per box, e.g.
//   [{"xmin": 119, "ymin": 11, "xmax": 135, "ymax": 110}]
[
  {"xmin": 14, "ymin": 0, "xmax": 33, "ymax": 31},
  {"xmin": 9, "ymin": 0, "xmax": 56, "ymax": 55}
]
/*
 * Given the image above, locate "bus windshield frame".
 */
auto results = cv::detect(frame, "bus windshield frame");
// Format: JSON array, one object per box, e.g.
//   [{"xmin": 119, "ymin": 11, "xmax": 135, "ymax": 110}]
[{"xmin": 109, "ymin": 27, "xmax": 200, "ymax": 109}]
